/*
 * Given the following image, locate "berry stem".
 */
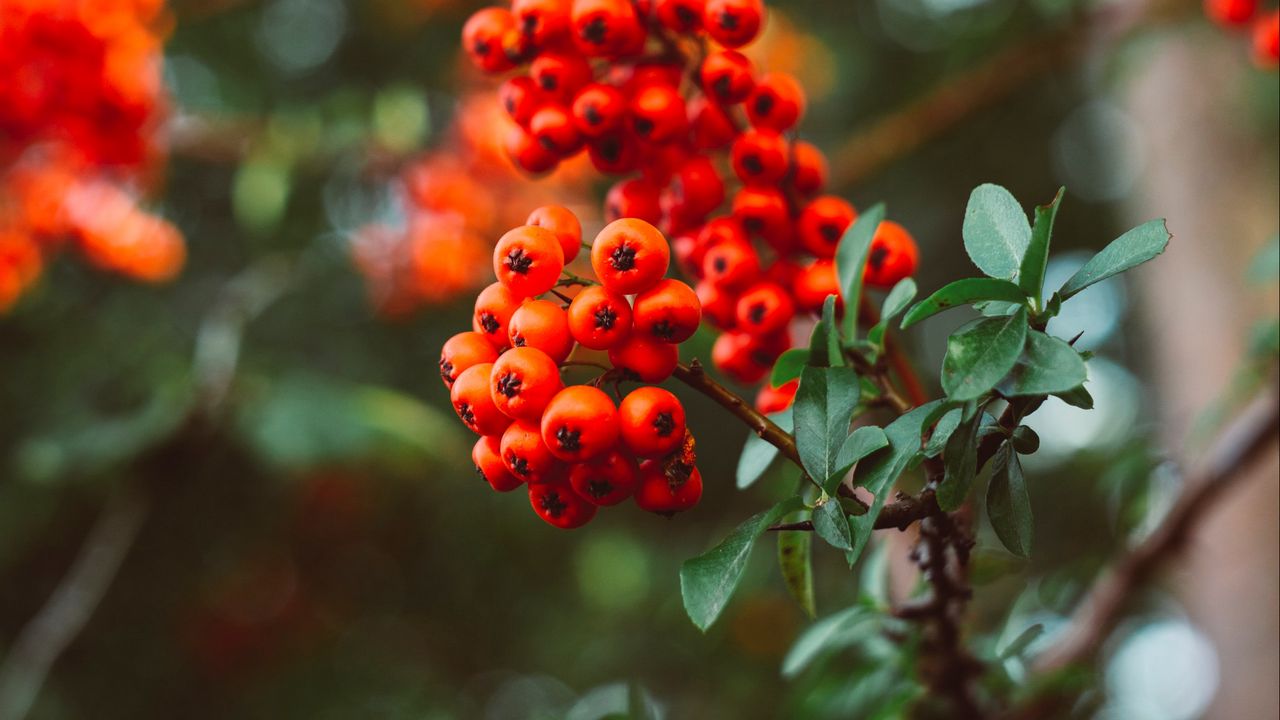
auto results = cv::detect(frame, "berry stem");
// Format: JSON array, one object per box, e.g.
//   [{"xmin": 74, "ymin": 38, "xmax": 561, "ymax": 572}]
[
  {"xmin": 672, "ymin": 360, "xmax": 804, "ymax": 472},
  {"xmin": 557, "ymin": 271, "xmax": 596, "ymax": 287}
]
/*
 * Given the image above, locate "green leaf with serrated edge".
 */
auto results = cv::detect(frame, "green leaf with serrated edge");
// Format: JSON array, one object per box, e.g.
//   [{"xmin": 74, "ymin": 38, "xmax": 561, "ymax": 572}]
[
  {"xmin": 771, "ymin": 348, "xmax": 808, "ymax": 385},
  {"xmin": 937, "ymin": 407, "xmax": 982, "ymax": 511},
  {"xmin": 782, "ymin": 605, "xmax": 875, "ymax": 678},
  {"xmin": 901, "ymin": 278, "xmax": 1028, "ymax": 329},
  {"xmin": 821, "ymin": 294, "xmax": 843, "ymax": 366},
  {"xmin": 986, "ymin": 444, "xmax": 1033, "ymax": 558},
  {"xmin": 1053, "ymin": 384, "xmax": 1093, "ymax": 409},
  {"xmin": 1007, "ymin": 330, "xmax": 1088, "ymax": 396},
  {"xmin": 998, "ymin": 623, "xmax": 1046, "ymax": 661},
  {"xmin": 827, "ymin": 426, "xmax": 890, "ymax": 495},
  {"xmin": 836, "ymin": 203, "xmax": 886, "ymax": 338},
  {"xmin": 941, "ymin": 308, "xmax": 1028, "ymax": 401},
  {"xmin": 681, "ymin": 497, "xmax": 805, "ymax": 631},
  {"xmin": 777, "ymin": 517, "xmax": 815, "ymax": 618},
  {"xmin": 736, "ymin": 410, "xmax": 792, "ymax": 489},
  {"xmin": 1058, "ymin": 219, "xmax": 1171, "ymax": 300},
  {"xmin": 922, "ymin": 408, "xmax": 962, "ymax": 458},
  {"xmin": 963, "ymin": 184, "xmax": 1031, "ymax": 280},
  {"xmin": 847, "ymin": 401, "xmax": 945, "ymax": 563},
  {"xmin": 868, "ymin": 278, "xmax": 917, "ymax": 347},
  {"xmin": 795, "ymin": 366, "xmax": 861, "ymax": 486},
  {"xmin": 813, "ymin": 498, "xmax": 854, "ymax": 551},
  {"xmin": 1018, "ymin": 188, "xmax": 1064, "ymax": 304}
]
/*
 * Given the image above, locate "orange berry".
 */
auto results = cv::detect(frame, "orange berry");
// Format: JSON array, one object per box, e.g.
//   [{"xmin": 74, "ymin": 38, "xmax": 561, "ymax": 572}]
[
  {"xmin": 865, "ymin": 220, "xmax": 919, "ymax": 289},
  {"xmin": 494, "ymin": 225, "xmax": 565, "ymax": 297},
  {"xmin": 474, "ymin": 435, "xmax": 523, "ymax": 492},
  {"xmin": 590, "ymin": 218, "xmax": 670, "ymax": 294},
  {"xmin": 529, "ymin": 477, "xmax": 599, "ymax": 528},
  {"xmin": 501, "ymin": 419, "xmax": 562, "ymax": 483},
  {"xmin": 632, "ymin": 278, "xmax": 702, "ymax": 343},
  {"xmin": 608, "ymin": 334, "xmax": 679, "ymax": 382},
  {"xmin": 440, "ymin": 331, "xmax": 501, "ymax": 389},
  {"xmin": 526, "ymin": 204, "xmax": 583, "ymax": 264},
  {"xmin": 473, "ymin": 281, "xmax": 524, "ymax": 349},
  {"xmin": 795, "ymin": 259, "xmax": 839, "ymax": 313},
  {"xmin": 703, "ymin": 0, "xmax": 765, "ymax": 49},
  {"xmin": 618, "ymin": 387, "xmax": 687, "ymax": 457},
  {"xmin": 490, "ymin": 346, "xmax": 564, "ymax": 420},
  {"xmin": 451, "ymin": 363, "xmax": 512, "ymax": 436},
  {"xmin": 509, "ymin": 299, "xmax": 575, "ymax": 364},
  {"xmin": 755, "ymin": 379, "xmax": 799, "ymax": 415},
  {"xmin": 798, "ymin": 196, "xmax": 857, "ymax": 259},
  {"xmin": 735, "ymin": 282, "xmax": 794, "ymax": 336},
  {"xmin": 634, "ymin": 460, "xmax": 703, "ymax": 514},
  {"xmin": 569, "ymin": 449, "xmax": 640, "ymax": 505},
  {"xmin": 702, "ymin": 239, "xmax": 760, "ymax": 291},
  {"xmin": 746, "ymin": 72, "xmax": 806, "ymax": 132},
  {"xmin": 541, "ymin": 385, "xmax": 620, "ymax": 461}
]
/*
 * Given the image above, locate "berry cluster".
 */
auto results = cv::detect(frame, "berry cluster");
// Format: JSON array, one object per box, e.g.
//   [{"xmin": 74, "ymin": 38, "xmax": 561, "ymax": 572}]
[
  {"xmin": 441, "ymin": 206, "xmax": 705, "ymax": 528},
  {"xmin": 1204, "ymin": 0, "xmax": 1279, "ymax": 68},
  {"xmin": 461, "ymin": 0, "xmax": 919, "ymax": 410}
]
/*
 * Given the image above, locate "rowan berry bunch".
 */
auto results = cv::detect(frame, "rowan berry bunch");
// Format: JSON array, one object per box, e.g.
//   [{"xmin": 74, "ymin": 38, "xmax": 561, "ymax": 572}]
[
  {"xmin": 1204, "ymin": 0, "xmax": 1279, "ymax": 68},
  {"xmin": 461, "ymin": 0, "xmax": 920, "ymax": 409},
  {"xmin": 441, "ymin": 205, "xmax": 705, "ymax": 528}
]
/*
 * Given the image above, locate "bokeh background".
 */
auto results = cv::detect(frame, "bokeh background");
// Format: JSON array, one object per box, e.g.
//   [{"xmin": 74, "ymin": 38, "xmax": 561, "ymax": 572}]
[{"xmin": 1, "ymin": 0, "xmax": 1276, "ymax": 718}]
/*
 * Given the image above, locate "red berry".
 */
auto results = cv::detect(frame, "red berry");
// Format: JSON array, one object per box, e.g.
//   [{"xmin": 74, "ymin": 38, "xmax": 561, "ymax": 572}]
[
  {"xmin": 735, "ymin": 281, "xmax": 794, "ymax": 336},
  {"xmin": 571, "ymin": 0, "xmax": 647, "ymax": 57},
  {"xmin": 795, "ymin": 259, "xmax": 839, "ymax": 313},
  {"xmin": 654, "ymin": 0, "xmax": 704, "ymax": 33},
  {"xmin": 797, "ymin": 195, "xmax": 857, "ymax": 259},
  {"xmin": 566, "ymin": 285, "xmax": 633, "ymax": 349},
  {"xmin": 630, "ymin": 84, "xmax": 689, "ymax": 143},
  {"xmin": 790, "ymin": 140, "xmax": 828, "ymax": 196},
  {"xmin": 572, "ymin": 83, "xmax": 628, "ymax": 137},
  {"xmin": 731, "ymin": 187, "xmax": 791, "ymax": 245},
  {"xmin": 474, "ymin": 434, "xmax": 524, "ymax": 492},
  {"xmin": 608, "ymin": 334, "xmax": 679, "ymax": 382},
  {"xmin": 634, "ymin": 460, "xmax": 702, "ymax": 513},
  {"xmin": 490, "ymin": 346, "xmax": 565, "ymax": 420},
  {"xmin": 530, "ymin": 52, "xmax": 593, "ymax": 102},
  {"xmin": 605, "ymin": 178, "xmax": 664, "ymax": 225},
  {"xmin": 588, "ymin": 132, "xmax": 640, "ymax": 174},
  {"xmin": 590, "ymin": 218, "xmax": 671, "ymax": 294},
  {"xmin": 695, "ymin": 279, "xmax": 737, "ymax": 329},
  {"xmin": 501, "ymin": 418, "xmax": 562, "ymax": 483},
  {"xmin": 529, "ymin": 478, "xmax": 599, "ymax": 528},
  {"xmin": 689, "ymin": 95, "xmax": 739, "ymax": 150},
  {"xmin": 618, "ymin": 386, "xmax": 687, "ymax": 457},
  {"xmin": 509, "ymin": 299, "xmax": 575, "ymax": 364},
  {"xmin": 505, "ymin": 124, "xmax": 560, "ymax": 173},
  {"xmin": 755, "ymin": 378, "xmax": 798, "ymax": 415},
  {"xmin": 1253, "ymin": 10, "xmax": 1279, "ymax": 67},
  {"xmin": 513, "ymin": 0, "xmax": 573, "ymax": 46},
  {"xmin": 711, "ymin": 330, "xmax": 786, "ymax": 384},
  {"xmin": 663, "ymin": 156, "xmax": 725, "ymax": 228},
  {"xmin": 494, "ymin": 225, "xmax": 565, "ymax": 297},
  {"xmin": 746, "ymin": 72, "xmax": 806, "ymax": 132},
  {"xmin": 569, "ymin": 449, "xmax": 640, "ymax": 505},
  {"xmin": 440, "ymin": 331, "xmax": 501, "ymax": 388},
  {"xmin": 865, "ymin": 220, "xmax": 919, "ymax": 289},
  {"xmin": 701, "ymin": 239, "xmax": 760, "ymax": 290},
  {"xmin": 473, "ymin": 281, "xmax": 524, "ymax": 348},
  {"xmin": 463, "ymin": 8, "xmax": 519, "ymax": 73},
  {"xmin": 1205, "ymin": 0, "xmax": 1257, "ymax": 27},
  {"xmin": 633, "ymin": 278, "xmax": 702, "ymax": 343},
  {"xmin": 731, "ymin": 128, "xmax": 789, "ymax": 186},
  {"xmin": 541, "ymin": 385, "xmax": 620, "ymax": 461},
  {"xmin": 451, "ymin": 363, "xmax": 512, "ymax": 436},
  {"xmin": 500, "ymin": 76, "xmax": 544, "ymax": 127},
  {"xmin": 529, "ymin": 104, "xmax": 583, "ymax": 156},
  {"xmin": 700, "ymin": 49, "xmax": 755, "ymax": 104},
  {"xmin": 703, "ymin": 0, "xmax": 764, "ymax": 49},
  {"xmin": 526, "ymin": 204, "xmax": 583, "ymax": 264}
]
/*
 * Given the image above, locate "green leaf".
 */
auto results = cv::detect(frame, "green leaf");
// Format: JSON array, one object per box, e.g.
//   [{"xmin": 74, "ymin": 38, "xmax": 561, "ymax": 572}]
[
  {"xmin": 807, "ymin": 319, "xmax": 832, "ymax": 368},
  {"xmin": 998, "ymin": 623, "xmax": 1046, "ymax": 661},
  {"xmin": 1018, "ymin": 188, "xmax": 1064, "ymax": 303},
  {"xmin": 937, "ymin": 407, "xmax": 982, "ymax": 511},
  {"xmin": 736, "ymin": 410, "xmax": 792, "ymax": 489},
  {"xmin": 1058, "ymin": 219, "xmax": 1171, "ymax": 300},
  {"xmin": 941, "ymin": 308, "xmax": 1028, "ymax": 401},
  {"xmin": 1007, "ymin": 330, "xmax": 1088, "ymax": 396},
  {"xmin": 921, "ymin": 408, "xmax": 962, "ymax": 458},
  {"xmin": 975, "ymin": 300, "xmax": 1022, "ymax": 317},
  {"xmin": 836, "ymin": 203, "xmax": 886, "ymax": 338},
  {"xmin": 821, "ymin": 295, "xmax": 843, "ymax": 366},
  {"xmin": 782, "ymin": 605, "xmax": 875, "ymax": 678},
  {"xmin": 901, "ymin": 278, "xmax": 1028, "ymax": 329},
  {"xmin": 847, "ymin": 401, "xmax": 944, "ymax": 562},
  {"xmin": 812, "ymin": 499, "xmax": 854, "ymax": 551},
  {"xmin": 868, "ymin": 278, "xmax": 917, "ymax": 347},
  {"xmin": 680, "ymin": 497, "xmax": 804, "ymax": 631},
  {"xmin": 795, "ymin": 366, "xmax": 861, "ymax": 486},
  {"xmin": 777, "ymin": 518, "xmax": 816, "ymax": 618},
  {"xmin": 1247, "ymin": 235, "xmax": 1279, "ymax": 284},
  {"xmin": 963, "ymin": 184, "xmax": 1031, "ymax": 280},
  {"xmin": 1053, "ymin": 384, "xmax": 1093, "ymax": 410},
  {"xmin": 771, "ymin": 349, "xmax": 808, "ymax": 386},
  {"xmin": 828, "ymin": 426, "xmax": 890, "ymax": 495},
  {"xmin": 986, "ymin": 444, "xmax": 1033, "ymax": 558}
]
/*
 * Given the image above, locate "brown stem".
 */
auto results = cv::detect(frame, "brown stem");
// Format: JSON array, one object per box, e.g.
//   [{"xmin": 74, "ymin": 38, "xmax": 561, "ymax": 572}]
[
  {"xmin": 672, "ymin": 360, "xmax": 803, "ymax": 471},
  {"xmin": 766, "ymin": 489, "xmax": 940, "ymax": 533}
]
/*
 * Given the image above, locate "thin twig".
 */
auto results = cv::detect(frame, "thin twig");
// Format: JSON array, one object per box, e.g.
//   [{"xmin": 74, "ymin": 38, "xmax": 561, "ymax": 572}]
[
  {"xmin": 766, "ymin": 489, "xmax": 940, "ymax": 533},
  {"xmin": 672, "ymin": 360, "xmax": 803, "ymax": 470}
]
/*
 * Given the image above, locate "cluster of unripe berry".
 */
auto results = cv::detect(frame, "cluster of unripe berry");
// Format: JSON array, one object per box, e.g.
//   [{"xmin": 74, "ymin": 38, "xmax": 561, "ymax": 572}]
[
  {"xmin": 1204, "ymin": 0, "xmax": 1279, "ymax": 68},
  {"xmin": 462, "ymin": 0, "xmax": 919, "ymax": 407},
  {"xmin": 441, "ymin": 206, "xmax": 704, "ymax": 528}
]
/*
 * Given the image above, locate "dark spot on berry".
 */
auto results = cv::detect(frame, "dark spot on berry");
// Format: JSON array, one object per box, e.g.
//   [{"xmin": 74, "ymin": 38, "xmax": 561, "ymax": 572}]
[
  {"xmin": 610, "ymin": 244, "xmax": 637, "ymax": 271},
  {"xmin": 538, "ymin": 73, "xmax": 557, "ymax": 92},
  {"xmin": 479, "ymin": 311, "xmax": 499, "ymax": 334},
  {"xmin": 633, "ymin": 116, "xmax": 654, "ymax": 136},
  {"xmin": 475, "ymin": 464, "xmax": 487, "ymax": 480},
  {"xmin": 505, "ymin": 96, "xmax": 516, "ymax": 114},
  {"xmin": 594, "ymin": 305, "xmax": 617, "ymax": 330},
  {"xmin": 505, "ymin": 247, "xmax": 533, "ymax": 274},
  {"xmin": 868, "ymin": 245, "xmax": 889, "ymax": 270},
  {"xmin": 556, "ymin": 425, "xmax": 582, "ymax": 452},
  {"xmin": 440, "ymin": 358, "xmax": 455, "ymax": 384},
  {"xmin": 713, "ymin": 256, "xmax": 728, "ymax": 273},
  {"xmin": 581, "ymin": 16, "xmax": 608, "ymax": 45},
  {"xmin": 718, "ymin": 10, "xmax": 740, "ymax": 31},
  {"xmin": 521, "ymin": 13, "xmax": 538, "ymax": 35},
  {"xmin": 651, "ymin": 320, "xmax": 676, "ymax": 340},
  {"xmin": 617, "ymin": 368, "xmax": 642, "ymax": 381},
  {"xmin": 586, "ymin": 478, "xmax": 614, "ymax": 499},
  {"xmin": 599, "ymin": 136, "xmax": 621, "ymax": 161},
  {"xmin": 457, "ymin": 402, "xmax": 475, "ymax": 426},
  {"xmin": 820, "ymin": 222, "xmax": 841, "ymax": 243},
  {"xmin": 750, "ymin": 349, "xmax": 774, "ymax": 366},
  {"xmin": 712, "ymin": 75, "xmax": 732, "ymax": 99},
  {"xmin": 538, "ymin": 135, "xmax": 557, "ymax": 151},
  {"xmin": 742, "ymin": 154, "xmax": 763, "ymax": 175},
  {"xmin": 496, "ymin": 372, "xmax": 522, "ymax": 397},
  {"xmin": 584, "ymin": 104, "xmax": 602, "ymax": 126},
  {"xmin": 512, "ymin": 334, "xmax": 526, "ymax": 347},
  {"xmin": 675, "ymin": 4, "xmax": 697, "ymax": 28},
  {"xmin": 507, "ymin": 452, "xmax": 530, "ymax": 476},
  {"xmin": 608, "ymin": 202, "xmax": 621, "ymax": 219},
  {"xmin": 473, "ymin": 40, "xmax": 490, "ymax": 56},
  {"xmin": 747, "ymin": 302, "xmax": 767, "ymax": 325},
  {"xmin": 653, "ymin": 411, "xmax": 675, "ymax": 437},
  {"xmin": 743, "ymin": 216, "xmax": 764, "ymax": 233},
  {"xmin": 538, "ymin": 489, "xmax": 568, "ymax": 517},
  {"xmin": 753, "ymin": 92, "xmax": 775, "ymax": 117}
]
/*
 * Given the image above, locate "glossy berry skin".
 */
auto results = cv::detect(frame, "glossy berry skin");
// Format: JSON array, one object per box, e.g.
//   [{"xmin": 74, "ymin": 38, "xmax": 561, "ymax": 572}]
[
  {"xmin": 731, "ymin": 187, "xmax": 791, "ymax": 246},
  {"xmin": 701, "ymin": 239, "xmax": 760, "ymax": 291},
  {"xmin": 571, "ymin": 0, "xmax": 646, "ymax": 57},
  {"xmin": 451, "ymin": 363, "xmax": 511, "ymax": 436},
  {"xmin": 1254, "ymin": 10, "xmax": 1279, "ymax": 67},
  {"xmin": 490, "ymin": 346, "xmax": 564, "ymax": 421},
  {"xmin": 795, "ymin": 259, "xmax": 839, "ymax": 313},
  {"xmin": 1205, "ymin": 0, "xmax": 1257, "ymax": 26},
  {"xmin": 505, "ymin": 124, "xmax": 560, "ymax": 173},
  {"xmin": 711, "ymin": 330, "xmax": 786, "ymax": 384},
  {"xmin": 540, "ymin": 385, "xmax": 620, "ymax": 461},
  {"xmin": 501, "ymin": 419, "xmax": 561, "ymax": 483},
  {"xmin": 508, "ymin": 299, "xmax": 575, "ymax": 364},
  {"xmin": 605, "ymin": 178, "xmax": 663, "ymax": 225},
  {"xmin": 591, "ymin": 218, "xmax": 671, "ymax": 294},
  {"xmin": 440, "ymin": 331, "xmax": 500, "ymax": 388},
  {"xmin": 634, "ymin": 460, "xmax": 702, "ymax": 514},
  {"xmin": 463, "ymin": 8, "xmax": 519, "ymax": 73},
  {"xmin": 665, "ymin": 155, "xmax": 725, "ymax": 221},
  {"xmin": 566, "ymin": 285, "xmax": 633, "ymax": 349},
  {"xmin": 735, "ymin": 282, "xmax": 794, "ymax": 336},
  {"xmin": 618, "ymin": 387, "xmax": 687, "ymax": 457},
  {"xmin": 572, "ymin": 83, "xmax": 628, "ymax": 138},
  {"xmin": 632, "ymin": 278, "xmax": 702, "ymax": 343},
  {"xmin": 746, "ymin": 72, "xmax": 806, "ymax": 132},
  {"xmin": 689, "ymin": 95, "xmax": 738, "ymax": 150},
  {"xmin": 588, "ymin": 132, "xmax": 640, "ymax": 174},
  {"xmin": 500, "ymin": 76, "xmax": 543, "ymax": 127},
  {"xmin": 731, "ymin": 129, "xmax": 789, "ymax": 186},
  {"xmin": 865, "ymin": 220, "xmax": 919, "ymax": 289},
  {"xmin": 473, "ymin": 282, "xmax": 524, "ymax": 349},
  {"xmin": 529, "ymin": 479, "xmax": 598, "ymax": 528},
  {"xmin": 696, "ymin": 280, "xmax": 737, "ymax": 329},
  {"xmin": 798, "ymin": 196, "xmax": 857, "ymax": 259},
  {"xmin": 529, "ymin": 104, "xmax": 583, "ymax": 156},
  {"xmin": 530, "ymin": 52, "xmax": 593, "ymax": 102},
  {"xmin": 700, "ymin": 50, "xmax": 755, "ymax": 104},
  {"xmin": 630, "ymin": 84, "xmax": 689, "ymax": 143},
  {"xmin": 513, "ymin": 0, "xmax": 572, "ymax": 46},
  {"xmin": 703, "ymin": 0, "xmax": 764, "ymax": 49},
  {"xmin": 494, "ymin": 225, "xmax": 565, "ymax": 298},
  {"xmin": 654, "ymin": 0, "xmax": 704, "ymax": 33},
  {"xmin": 790, "ymin": 141, "xmax": 828, "ymax": 196},
  {"xmin": 526, "ymin": 205, "xmax": 583, "ymax": 264},
  {"xmin": 755, "ymin": 378, "xmax": 798, "ymax": 415},
  {"xmin": 608, "ymin": 334, "xmax": 679, "ymax": 382},
  {"xmin": 474, "ymin": 435, "xmax": 523, "ymax": 492},
  {"xmin": 569, "ymin": 449, "xmax": 640, "ymax": 505}
]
